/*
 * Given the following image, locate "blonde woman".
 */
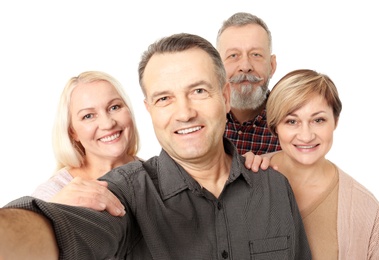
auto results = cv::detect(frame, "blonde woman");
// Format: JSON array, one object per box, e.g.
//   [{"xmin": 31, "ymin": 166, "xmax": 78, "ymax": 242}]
[{"xmin": 32, "ymin": 71, "xmax": 140, "ymax": 215}]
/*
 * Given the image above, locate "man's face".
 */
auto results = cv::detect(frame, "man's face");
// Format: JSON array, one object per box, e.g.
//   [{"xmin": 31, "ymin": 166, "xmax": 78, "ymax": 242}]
[
  {"xmin": 217, "ymin": 24, "xmax": 276, "ymax": 110},
  {"xmin": 143, "ymin": 48, "xmax": 230, "ymax": 164}
]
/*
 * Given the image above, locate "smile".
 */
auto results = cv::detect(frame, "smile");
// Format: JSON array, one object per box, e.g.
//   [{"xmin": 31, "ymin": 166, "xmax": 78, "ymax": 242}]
[
  {"xmin": 295, "ymin": 144, "xmax": 318, "ymax": 149},
  {"xmin": 176, "ymin": 126, "xmax": 202, "ymax": 134},
  {"xmin": 99, "ymin": 132, "xmax": 121, "ymax": 142}
]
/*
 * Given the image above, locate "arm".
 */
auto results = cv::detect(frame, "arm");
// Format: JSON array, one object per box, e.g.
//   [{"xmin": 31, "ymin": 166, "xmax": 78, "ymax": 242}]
[
  {"xmin": 3, "ymin": 195, "xmax": 128, "ymax": 259},
  {"xmin": 50, "ymin": 176, "xmax": 126, "ymax": 216},
  {"xmin": 0, "ymin": 208, "xmax": 59, "ymax": 260}
]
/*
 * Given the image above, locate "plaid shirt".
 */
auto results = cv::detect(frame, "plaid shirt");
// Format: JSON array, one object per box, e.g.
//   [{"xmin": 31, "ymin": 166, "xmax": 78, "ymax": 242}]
[{"xmin": 224, "ymin": 108, "xmax": 281, "ymax": 155}]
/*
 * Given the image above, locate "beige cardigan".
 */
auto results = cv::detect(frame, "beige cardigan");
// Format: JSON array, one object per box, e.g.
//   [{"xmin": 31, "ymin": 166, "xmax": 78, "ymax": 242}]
[{"xmin": 337, "ymin": 168, "xmax": 379, "ymax": 259}]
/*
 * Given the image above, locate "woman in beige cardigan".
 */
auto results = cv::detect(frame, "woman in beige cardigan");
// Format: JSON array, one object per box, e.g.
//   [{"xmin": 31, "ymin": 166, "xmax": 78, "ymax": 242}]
[{"xmin": 266, "ymin": 69, "xmax": 379, "ymax": 259}]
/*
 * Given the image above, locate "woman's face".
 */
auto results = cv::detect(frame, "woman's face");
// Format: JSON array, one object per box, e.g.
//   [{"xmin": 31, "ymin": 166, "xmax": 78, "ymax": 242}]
[
  {"xmin": 69, "ymin": 80, "xmax": 134, "ymax": 161},
  {"xmin": 276, "ymin": 95, "xmax": 336, "ymax": 166}
]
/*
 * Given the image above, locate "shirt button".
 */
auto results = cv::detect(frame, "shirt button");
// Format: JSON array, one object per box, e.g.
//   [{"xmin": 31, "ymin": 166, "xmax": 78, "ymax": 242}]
[
  {"xmin": 238, "ymin": 130, "xmax": 242, "ymax": 135},
  {"xmin": 217, "ymin": 202, "xmax": 222, "ymax": 210},
  {"xmin": 221, "ymin": 250, "xmax": 229, "ymax": 259}
]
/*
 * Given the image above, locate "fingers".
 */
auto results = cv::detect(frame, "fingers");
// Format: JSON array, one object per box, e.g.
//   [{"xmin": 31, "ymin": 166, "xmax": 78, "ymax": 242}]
[
  {"xmin": 261, "ymin": 151, "xmax": 278, "ymax": 171},
  {"xmin": 259, "ymin": 157, "xmax": 270, "ymax": 170},
  {"xmin": 243, "ymin": 151, "xmax": 260, "ymax": 172},
  {"xmin": 89, "ymin": 185, "xmax": 126, "ymax": 217},
  {"xmin": 50, "ymin": 177, "xmax": 126, "ymax": 217},
  {"xmin": 243, "ymin": 151, "xmax": 272, "ymax": 172}
]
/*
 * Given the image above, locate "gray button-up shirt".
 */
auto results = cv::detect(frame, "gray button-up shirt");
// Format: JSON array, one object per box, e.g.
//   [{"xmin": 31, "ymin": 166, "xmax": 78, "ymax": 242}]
[{"xmin": 6, "ymin": 138, "xmax": 311, "ymax": 259}]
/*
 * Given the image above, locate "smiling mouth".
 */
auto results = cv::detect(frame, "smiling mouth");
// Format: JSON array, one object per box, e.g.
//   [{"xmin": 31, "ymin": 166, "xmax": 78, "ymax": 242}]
[
  {"xmin": 99, "ymin": 131, "xmax": 121, "ymax": 142},
  {"xmin": 295, "ymin": 144, "xmax": 318, "ymax": 149},
  {"xmin": 176, "ymin": 126, "xmax": 202, "ymax": 134}
]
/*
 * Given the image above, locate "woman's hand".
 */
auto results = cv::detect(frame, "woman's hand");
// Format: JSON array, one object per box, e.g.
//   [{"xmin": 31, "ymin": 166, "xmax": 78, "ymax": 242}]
[
  {"xmin": 50, "ymin": 177, "xmax": 125, "ymax": 217},
  {"xmin": 243, "ymin": 151, "xmax": 278, "ymax": 172}
]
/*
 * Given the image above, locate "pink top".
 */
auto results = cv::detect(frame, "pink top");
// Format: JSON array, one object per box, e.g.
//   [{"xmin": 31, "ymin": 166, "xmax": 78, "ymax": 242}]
[
  {"xmin": 337, "ymin": 168, "xmax": 379, "ymax": 259},
  {"xmin": 32, "ymin": 168, "xmax": 73, "ymax": 201}
]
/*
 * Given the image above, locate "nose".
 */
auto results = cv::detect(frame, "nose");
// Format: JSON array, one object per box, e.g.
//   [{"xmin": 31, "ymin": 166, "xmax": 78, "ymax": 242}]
[
  {"xmin": 238, "ymin": 55, "xmax": 254, "ymax": 73},
  {"xmin": 296, "ymin": 124, "xmax": 315, "ymax": 143},
  {"xmin": 174, "ymin": 99, "xmax": 197, "ymax": 122},
  {"xmin": 98, "ymin": 114, "xmax": 116, "ymax": 129}
]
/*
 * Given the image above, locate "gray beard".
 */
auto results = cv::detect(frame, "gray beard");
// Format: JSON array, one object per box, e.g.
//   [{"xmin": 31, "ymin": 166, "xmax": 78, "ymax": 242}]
[{"xmin": 230, "ymin": 83, "xmax": 269, "ymax": 110}]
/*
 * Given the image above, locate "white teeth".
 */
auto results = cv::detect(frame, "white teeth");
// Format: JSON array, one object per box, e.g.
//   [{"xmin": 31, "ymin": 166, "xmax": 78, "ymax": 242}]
[
  {"xmin": 100, "ymin": 132, "xmax": 120, "ymax": 142},
  {"xmin": 296, "ymin": 145, "xmax": 315, "ymax": 149},
  {"xmin": 177, "ymin": 126, "xmax": 201, "ymax": 134}
]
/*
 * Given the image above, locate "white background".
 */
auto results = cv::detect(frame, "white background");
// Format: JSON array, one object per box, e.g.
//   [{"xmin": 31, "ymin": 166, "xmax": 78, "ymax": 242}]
[{"xmin": 1, "ymin": 1, "xmax": 378, "ymax": 206}]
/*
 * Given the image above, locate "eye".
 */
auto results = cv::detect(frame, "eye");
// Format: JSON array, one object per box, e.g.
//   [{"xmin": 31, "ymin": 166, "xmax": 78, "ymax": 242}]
[
  {"xmin": 314, "ymin": 117, "xmax": 326, "ymax": 124},
  {"xmin": 82, "ymin": 114, "xmax": 94, "ymax": 120},
  {"xmin": 192, "ymin": 88, "xmax": 210, "ymax": 99},
  {"xmin": 154, "ymin": 96, "xmax": 170, "ymax": 107},
  {"xmin": 110, "ymin": 104, "xmax": 121, "ymax": 111},
  {"xmin": 226, "ymin": 53, "xmax": 239, "ymax": 60},
  {"xmin": 285, "ymin": 119, "xmax": 297, "ymax": 125},
  {"xmin": 251, "ymin": 52, "xmax": 262, "ymax": 57}
]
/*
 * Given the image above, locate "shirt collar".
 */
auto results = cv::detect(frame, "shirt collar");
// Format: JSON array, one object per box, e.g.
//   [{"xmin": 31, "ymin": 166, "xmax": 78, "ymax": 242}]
[{"xmin": 156, "ymin": 138, "xmax": 255, "ymax": 200}]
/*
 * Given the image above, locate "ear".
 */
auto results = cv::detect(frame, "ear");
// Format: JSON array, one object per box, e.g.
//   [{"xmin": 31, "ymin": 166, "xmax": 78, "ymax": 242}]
[
  {"xmin": 223, "ymin": 82, "xmax": 231, "ymax": 113},
  {"xmin": 269, "ymin": 54, "xmax": 277, "ymax": 78}
]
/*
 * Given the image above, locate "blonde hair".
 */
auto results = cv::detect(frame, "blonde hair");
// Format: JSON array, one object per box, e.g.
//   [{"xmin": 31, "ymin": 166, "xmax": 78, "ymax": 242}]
[
  {"xmin": 52, "ymin": 71, "xmax": 140, "ymax": 170},
  {"xmin": 267, "ymin": 69, "xmax": 342, "ymax": 135}
]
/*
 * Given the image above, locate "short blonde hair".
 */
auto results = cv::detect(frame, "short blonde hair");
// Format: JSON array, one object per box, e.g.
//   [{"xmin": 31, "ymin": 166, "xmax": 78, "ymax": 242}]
[
  {"xmin": 53, "ymin": 71, "xmax": 140, "ymax": 170},
  {"xmin": 267, "ymin": 69, "xmax": 342, "ymax": 135}
]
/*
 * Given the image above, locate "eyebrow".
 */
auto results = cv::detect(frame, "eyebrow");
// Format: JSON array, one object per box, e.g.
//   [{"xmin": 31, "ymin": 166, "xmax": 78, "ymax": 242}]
[
  {"xmin": 288, "ymin": 110, "xmax": 327, "ymax": 117},
  {"xmin": 75, "ymin": 97, "xmax": 124, "ymax": 116},
  {"xmin": 148, "ymin": 80, "xmax": 212, "ymax": 102}
]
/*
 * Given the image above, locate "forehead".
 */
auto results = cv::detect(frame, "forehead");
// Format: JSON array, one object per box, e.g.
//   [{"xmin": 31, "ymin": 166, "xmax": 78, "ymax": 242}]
[
  {"xmin": 218, "ymin": 24, "xmax": 270, "ymax": 51},
  {"xmin": 70, "ymin": 80, "xmax": 120, "ymax": 108},
  {"xmin": 143, "ymin": 48, "xmax": 217, "ymax": 97},
  {"xmin": 293, "ymin": 95, "xmax": 332, "ymax": 115}
]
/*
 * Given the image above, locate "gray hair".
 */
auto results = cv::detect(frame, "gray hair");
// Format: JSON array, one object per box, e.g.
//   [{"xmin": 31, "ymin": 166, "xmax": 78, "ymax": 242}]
[{"xmin": 216, "ymin": 12, "xmax": 273, "ymax": 52}]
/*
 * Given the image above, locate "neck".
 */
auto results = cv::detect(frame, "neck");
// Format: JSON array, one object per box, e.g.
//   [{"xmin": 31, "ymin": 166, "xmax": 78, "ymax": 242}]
[
  {"xmin": 178, "ymin": 152, "xmax": 232, "ymax": 198},
  {"xmin": 271, "ymin": 151, "xmax": 334, "ymax": 186},
  {"xmin": 230, "ymin": 102, "xmax": 265, "ymax": 123},
  {"xmin": 271, "ymin": 152, "xmax": 337, "ymax": 212}
]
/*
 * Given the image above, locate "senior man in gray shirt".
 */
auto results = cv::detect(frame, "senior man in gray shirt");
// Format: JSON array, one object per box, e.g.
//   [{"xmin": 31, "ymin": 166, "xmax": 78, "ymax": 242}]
[{"xmin": 0, "ymin": 33, "xmax": 311, "ymax": 260}]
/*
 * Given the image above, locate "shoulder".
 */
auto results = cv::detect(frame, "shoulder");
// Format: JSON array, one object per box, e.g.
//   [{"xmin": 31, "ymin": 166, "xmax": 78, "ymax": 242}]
[
  {"xmin": 243, "ymin": 165, "xmax": 291, "ymax": 194},
  {"xmin": 100, "ymin": 157, "xmax": 159, "ymax": 183},
  {"xmin": 32, "ymin": 168, "xmax": 73, "ymax": 200},
  {"xmin": 338, "ymin": 168, "xmax": 379, "ymax": 226},
  {"xmin": 339, "ymin": 169, "xmax": 379, "ymax": 206}
]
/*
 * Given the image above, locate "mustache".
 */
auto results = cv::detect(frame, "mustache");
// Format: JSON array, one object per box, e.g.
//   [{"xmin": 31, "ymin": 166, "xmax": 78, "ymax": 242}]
[{"xmin": 229, "ymin": 74, "xmax": 263, "ymax": 84}]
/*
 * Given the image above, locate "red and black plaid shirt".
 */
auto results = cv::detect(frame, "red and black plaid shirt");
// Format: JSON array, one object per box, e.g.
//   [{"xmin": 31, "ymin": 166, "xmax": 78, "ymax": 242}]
[{"xmin": 224, "ymin": 108, "xmax": 281, "ymax": 155}]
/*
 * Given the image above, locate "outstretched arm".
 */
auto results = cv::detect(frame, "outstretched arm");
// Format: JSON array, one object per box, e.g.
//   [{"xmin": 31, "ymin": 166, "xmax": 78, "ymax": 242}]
[{"xmin": 0, "ymin": 208, "xmax": 59, "ymax": 260}]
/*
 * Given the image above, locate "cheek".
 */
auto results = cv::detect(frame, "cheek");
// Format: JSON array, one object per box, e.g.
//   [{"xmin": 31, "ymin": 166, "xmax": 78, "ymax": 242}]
[
  {"xmin": 149, "ymin": 107, "xmax": 172, "ymax": 126},
  {"xmin": 321, "ymin": 127, "xmax": 335, "ymax": 144},
  {"xmin": 71, "ymin": 124, "xmax": 93, "ymax": 142},
  {"xmin": 117, "ymin": 108, "xmax": 134, "ymax": 127},
  {"xmin": 276, "ymin": 127, "xmax": 294, "ymax": 144},
  {"xmin": 223, "ymin": 64, "xmax": 235, "ymax": 78}
]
